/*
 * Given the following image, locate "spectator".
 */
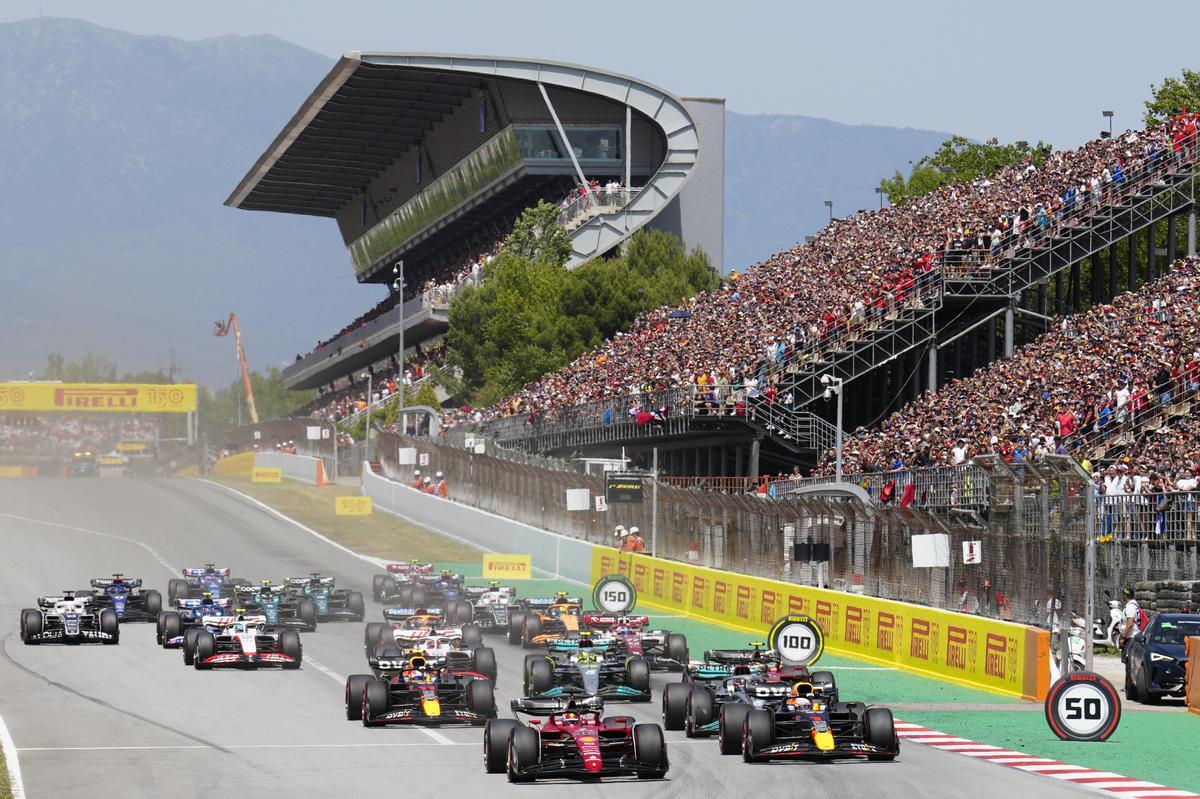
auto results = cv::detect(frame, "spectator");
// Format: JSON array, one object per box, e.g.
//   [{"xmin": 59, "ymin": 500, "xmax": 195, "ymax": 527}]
[{"xmin": 435, "ymin": 470, "xmax": 448, "ymax": 498}]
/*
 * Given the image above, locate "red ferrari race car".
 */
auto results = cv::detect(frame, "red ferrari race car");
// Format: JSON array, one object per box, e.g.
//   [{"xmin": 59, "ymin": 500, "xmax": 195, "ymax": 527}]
[{"xmin": 483, "ymin": 697, "xmax": 668, "ymax": 782}]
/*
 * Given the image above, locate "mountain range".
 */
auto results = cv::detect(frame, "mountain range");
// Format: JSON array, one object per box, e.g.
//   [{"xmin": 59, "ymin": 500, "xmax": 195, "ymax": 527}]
[{"xmin": 0, "ymin": 17, "xmax": 950, "ymax": 386}]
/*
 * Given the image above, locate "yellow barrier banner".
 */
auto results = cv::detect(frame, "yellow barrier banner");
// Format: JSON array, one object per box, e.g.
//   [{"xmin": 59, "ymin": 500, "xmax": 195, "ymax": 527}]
[
  {"xmin": 174, "ymin": 465, "xmax": 199, "ymax": 477},
  {"xmin": 592, "ymin": 548, "xmax": 1049, "ymax": 700},
  {"xmin": 335, "ymin": 496, "xmax": 373, "ymax": 515},
  {"xmin": 116, "ymin": 442, "xmax": 146, "ymax": 453},
  {"xmin": 483, "ymin": 554, "xmax": 533, "ymax": 580},
  {"xmin": 0, "ymin": 466, "xmax": 36, "ymax": 478},
  {"xmin": 95, "ymin": 456, "xmax": 124, "ymax": 466},
  {"xmin": 252, "ymin": 467, "xmax": 282, "ymax": 484},
  {"xmin": 0, "ymin": 383, "xmax": 197, "ymax": 413},
  {"xmin": 213, "ymin": 451, "xmax": 256, "ymax": 476}
]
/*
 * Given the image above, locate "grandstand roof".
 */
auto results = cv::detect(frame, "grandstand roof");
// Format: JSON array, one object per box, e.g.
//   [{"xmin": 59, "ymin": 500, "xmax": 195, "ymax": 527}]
[{"xmin": 225, "ymin": 52, "xmax": 691, "ymax": 218}]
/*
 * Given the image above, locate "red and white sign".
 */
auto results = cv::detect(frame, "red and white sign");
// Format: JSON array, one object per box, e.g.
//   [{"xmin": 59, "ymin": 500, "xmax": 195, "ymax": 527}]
[{"xmin": 962, "ymin": 540, "xmax": 982, "ymax": 564}]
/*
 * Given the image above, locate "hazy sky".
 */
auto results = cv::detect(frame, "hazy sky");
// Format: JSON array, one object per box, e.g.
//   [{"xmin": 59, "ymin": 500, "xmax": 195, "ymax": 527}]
[{"xmin": 2, "ymin": 0, "xmax": 1196, "ymax": 150}]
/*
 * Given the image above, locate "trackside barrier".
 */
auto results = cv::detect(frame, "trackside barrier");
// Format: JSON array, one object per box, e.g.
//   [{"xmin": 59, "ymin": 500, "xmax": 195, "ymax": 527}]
[
  {"xmin": 213, "ymin": 451, "xmax": 255, "ymax": 476},
  {"xmin": 361, "ymin": 463, "xmax": 595, "ymax": 584},
  {"xmin": 1187, "ymin": 637, "xmax": 1200, "ymax": 715},
  {"xmin": 254, "ymin": 451, "xmax": 329, "ymax": 486},
  {"xmin": 0, "ymin": 466, "xmax": 38, "ymax": 478},
  {"xmin": 591, "ymin": 548, "xmax": 1050, "ymax": 701}
]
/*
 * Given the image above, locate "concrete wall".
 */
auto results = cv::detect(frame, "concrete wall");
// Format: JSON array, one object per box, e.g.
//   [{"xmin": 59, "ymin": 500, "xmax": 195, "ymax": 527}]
[
  {"xmin": 650, "ymin": 97, "xmax": 725, "ymax": 271},
  {"xmin": 255, "ymin": 451, "xmax": 327, "ymax": 486}
]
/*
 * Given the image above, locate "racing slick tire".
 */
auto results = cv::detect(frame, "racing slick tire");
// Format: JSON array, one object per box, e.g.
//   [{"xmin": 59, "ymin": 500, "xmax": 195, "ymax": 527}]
[
  {"xmin": 521, "ymin": 615, "xmax": 542, "ymax": 649},
  {"xmin": 155, "ymin": 611, "xmax": 166, "ymax": 644},
  {"xmin": 447, "ymin": 600, "xmax": 473, "ymax": 626},
  {"xmin": 364, "ymin": 622, "xmax": 388, "ymax": 650},
  {"xmin": 461, "ymin": 623, "xmax": 483, "ymax": 649},
  {"xmin": 99, "ymin": 608, "xmax": 120, "ymax": 644},
  {"xmin": 144, "ymin": 590, "xmax": 163, "ymax": 617},
  {"xmin": 507, "ymin": 612, "xmax": 527, "ymax": 645},
  {"xmin": 20, "ymin": 609, "xmax": 42, "ymax": 644},
  {"xmin": 362, "ymin": 679, "xmax": 390, "ymax": 726},
  {"xmin": 742, "ymin": 708, "xmax": 775, "ymax": 762},
  {"xmin": 297, "ymin": 598, "xmax": 318, "ymax": 631},
  {"xmin": 626, "ymin": 656, "xmax": 651, "ymax": 700},
  {"xmin": 864, "ymin": 707, "xmax": 898, "ymax": 761},
  {"xmin": 158, "ymin": 612, "xmax": 182, "ymax": 647},
  {"xmin": 183, "ymin": 627, "xmax": 202, "ymax": 665},
  {"xmin": 345, "ymin": 674, "xmax": 373, "ymax": 720},
  {"xmin": 167, "ymin": 578, "xmax": 188, "ymax": 604},
  {"xmin": 279, "ymin": 629, "xmax": 303, "ymax": 669},
  {"xmin": 484, "ymin": 719, "xmax": 518, "ymax": 773},
  {"xmin": 526, "ymin": 658, "xmax": 554, "ymax": 696},
  {"xmin": 662, "ymin": 682, "xmax": 690, "ymax": 730},
  {"xmin": 371, "ymin": 575, "xmax": 386, "ymax": 603},
  {"xmin": 467, "ymin": 677, "xmax": 497, "ymax": 719},
  {"xmin": 665, "ymin": 633, "xmax": 689, "ymax": 667},
  {"xmin": 192, "ymin": 630, "xmax": 215, "ymax": 669},
  {"xmin": 507, "ymin": 725, "xmax": 539, "ymax": 783},
  {"xmin": 719, "ymin": 702, "xmax": 751, "ymax": 755},
  {"xmin": 633, "ymin": 723, "xmax": 668, "ymax": 778},
  {"xmin": 379, "ymin": 576, "xmax": 398, "ymax": 602},
  {"xmin": 397, "ymin": 584, "xmax": 413, "ymax": 607},
  {"xmin": 347, "ymin": 591, "xmax": 365, "ymax": 621},
  {"xmin": 472, "ymin": 647, "xmax": 498, "ymax": 683},
  {"xmin": 811, "ymin": 670, "xmax": 839, "ymax": 704},
  {"xmin": 408, "ymin": 585, "xmax": 427, "ymax": 607},
  {"xmin": 686, "ymin": 687, "xmax": 715, "ymax": 737}
]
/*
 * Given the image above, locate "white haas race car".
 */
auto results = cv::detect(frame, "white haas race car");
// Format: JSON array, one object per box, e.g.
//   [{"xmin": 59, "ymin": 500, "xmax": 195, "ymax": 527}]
[
  {"xmin": 185, "ymin": 613, "xmax": 302, "ymax": 670},
  {"xmin": 21, "ymin": 592, "xmax": 120, "ymax": 645}
]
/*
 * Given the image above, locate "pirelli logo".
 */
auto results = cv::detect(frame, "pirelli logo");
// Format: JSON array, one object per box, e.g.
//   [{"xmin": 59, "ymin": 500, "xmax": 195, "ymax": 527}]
[
  {"xmin": 760, "ymin": 590, "xmax": 779, "ymax": 624},
  {"xmin": 947, "ymin": 625, "xmax": 968, "ymax": 670},
  {"xmin": 55, "ymin": 386, "xmax": 138, "ymax": 409},
  {"xmin": 910, "ymin": 618, "xmax": 931, "ymax": 661},
  {"xmin": 691, "ymin": 576, "xmax": 706, "ymax": 610},
  {"xmin": 712, "ymin": 581, "xmax": 729, "ymax": 615},
  {"xmin": 633, "ymin": 563, "xmax": 647, "ymax": 592},
  {"xmin": 671, "ymin": 573, "xmax": 685, "ymax": 605},
  {"xmin": 815, "ymin": 599, "xmax": 832, "ymax": 633},
  {"xmin": 876, "ymin": 611, "xmax": 896, "ymax": 652},
  {"xmin": 653, "ymin": 568, "xmax": 666, "ymax": 599},
  {"xmin": 985, "ymin": 633, "xmax": 1008, "ymax": 679},
  {"xmin": 735, "ymin": 585, "xmax": 752, "ymax": 619},
  {"xmin": 788, "ymin": 594, "xmax": 805, "ymax": 615},
  {"xmin": 844, "ymin": 605, "xmax": 864, "ymax": 646}
]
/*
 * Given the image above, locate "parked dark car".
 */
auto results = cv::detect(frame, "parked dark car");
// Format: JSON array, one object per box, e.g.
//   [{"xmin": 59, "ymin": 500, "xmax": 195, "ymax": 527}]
[{"xmin": 1124, "ymin": 613, "xmax": 1200, "ymax": 704}]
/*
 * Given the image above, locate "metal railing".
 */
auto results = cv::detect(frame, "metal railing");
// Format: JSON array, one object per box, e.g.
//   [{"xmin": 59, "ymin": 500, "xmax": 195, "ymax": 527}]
[{"xmin": 557, "ymin": 187, "xmax": 640, "ymax": 228}]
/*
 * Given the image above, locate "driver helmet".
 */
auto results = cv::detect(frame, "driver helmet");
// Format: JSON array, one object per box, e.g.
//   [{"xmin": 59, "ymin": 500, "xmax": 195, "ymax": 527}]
[
  {"xmin": 787, "ymin": 696, "xmax": 813, "ymax": 712},
  {"xmin": 561, "ymin": 712, "xmax": 580, "ymax": 723},
  {"xmin": 576, "ymin": 650, "xmax": 600, "ymax": 665}
]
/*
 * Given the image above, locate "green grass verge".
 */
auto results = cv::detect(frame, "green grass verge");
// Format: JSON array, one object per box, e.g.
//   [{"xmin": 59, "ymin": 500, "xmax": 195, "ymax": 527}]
[
  {"xmin": 0, "ymin": 744, "xmax": 11, "ymax": 799},
  {"xmin": 209, "ymin": 476, "xmax": 479, "ymax": 563}
]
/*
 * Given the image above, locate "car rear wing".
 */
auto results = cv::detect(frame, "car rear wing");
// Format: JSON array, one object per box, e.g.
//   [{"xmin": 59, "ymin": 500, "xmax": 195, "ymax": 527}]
[
  {"xmin": 523, "ymin": 596, "xmax": 583, "ymax": 609},
  {"xmin": 383, "ymin": 607, "xmax": 444, "ymax": 619},
  {"xmin": 286, "ymin": 576, "xmax": 334, "ymax": 588},
  {"xmin": 201, "ymin": 614, "xmax": 268, "ymax": 628},
  {"xmin": 91, "ymin": 577, "xmax": 143, "ymax": 589},
  {"xmin": 510, "ymin": 696, "xmax": 604, "ymax": 716},
  {"xmin": 582, "ymin": 612, "xmax": 650, "ymax": 628},
  {"xmin": 177, "ymin": 597, "xmax": 232, "ymax": 610},
  {"xmin": 38, "ymin": 595, "xmax": 89, "ymax": 608},
  {"xmin": 703, "ymin": 648, "xmax": 779, "ymax": 664},
  {"xmin": 463, "ymin": 585, "xmax": 516, "ymax": 598},
  {"xmin": 183, "ymin": 567, "xmax": 229, "ymax": 578},
  {"xmin": 385, "ymin": 562, "xmax": 433, "ymax": 575},
  {"xmin": 546, "ymin": 637, "xmax": 611, "ymax": 652}
]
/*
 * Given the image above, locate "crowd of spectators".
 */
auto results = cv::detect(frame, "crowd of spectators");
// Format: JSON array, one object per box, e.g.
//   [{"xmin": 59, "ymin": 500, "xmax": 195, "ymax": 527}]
[
  {"xmin": 292, "ymin": 340, "xmax": 446, "ymax": 425},
  {"xmin": 0, "ymin": 414, "xmax": 159, "ymax": 457},
  {"xmin": 445, "ymin": 115, "xmax": 1195, "ymax": 432},
  {"xmin": 813, "ymin": 258, "xmax": 1200, "ymax": 496}
]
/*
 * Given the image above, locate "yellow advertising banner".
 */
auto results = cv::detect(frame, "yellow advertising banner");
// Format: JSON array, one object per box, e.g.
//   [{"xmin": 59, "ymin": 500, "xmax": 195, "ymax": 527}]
[
  {"xmin": 252, "ymin": 467, "xmax": 282, "ymax": 484},
  {"xmin": 116, "ymin": 442, "xmax": 146, "ymax": 453},
  {"xmin": 95, "ymin": 456, "xmax": 124, "ymax": 466},
  {"xmin": 0, "ymin": 383, "xmax": 197, "ymax": 413},
  {"xmin": 592, "ymin": 548, "xmax": 1049, "ymax": 700},
  {"xmin": 213, "ymin": 451, "xmax": 256, "ymax": 476},
  {"xmin": 483, "ymin": 554, "xmax": 533, "ymax": 580},
  {"xmin": 335, "ymin": 496, "xmax": 373, "ymax": 516},
  {"xmin": 0, "ymin": 466, "xmax": 36, "ymax": 478}
]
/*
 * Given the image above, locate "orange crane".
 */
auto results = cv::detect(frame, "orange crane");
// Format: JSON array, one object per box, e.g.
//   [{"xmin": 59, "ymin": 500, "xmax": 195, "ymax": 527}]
[{"xmin": 213, "ymin": 314, "xmax": 259, "ymax": 424}]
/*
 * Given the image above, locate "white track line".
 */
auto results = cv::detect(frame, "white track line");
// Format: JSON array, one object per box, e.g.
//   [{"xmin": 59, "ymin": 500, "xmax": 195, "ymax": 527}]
[
  {"xmin": 0, "ymin": 711, "xmax": 26, "ymax": 798},
  {"xmin": 17, "ymin": 743, "xmax": 471, "ymax": 751},
  {"xmin": 0, "ymin": 511, "xmax": 178, "ymax": 574}
]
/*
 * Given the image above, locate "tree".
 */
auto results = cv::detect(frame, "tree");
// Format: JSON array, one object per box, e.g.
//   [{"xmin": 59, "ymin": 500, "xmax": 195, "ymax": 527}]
[
  {"xmin": 413, "ymin": 381, "xmax": 441, "ymax": 411},
  {"xmin": 880, "ymin": 136, "xmax": 1052, "ymax": 205},
  {"xmin": 503, "ymin": 200, "xmax": 572, "ymax": 266},
  {"xmin": 1145, "ymin": 69, "xmax": 1200, "ymax": 128}
]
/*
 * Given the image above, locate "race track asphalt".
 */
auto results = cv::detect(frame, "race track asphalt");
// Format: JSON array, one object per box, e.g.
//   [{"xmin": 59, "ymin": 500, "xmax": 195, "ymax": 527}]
[{"xmin": 0, "ymin": 478, "xmax": 1095, "ymax": 799}]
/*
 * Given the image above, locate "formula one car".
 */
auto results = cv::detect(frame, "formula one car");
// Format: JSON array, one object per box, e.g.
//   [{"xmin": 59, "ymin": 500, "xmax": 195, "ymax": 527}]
[
  {"xmin": 661, "ymin": 643, "xmax": 837, "ymax": 736},
  {"xmin": 87, "ymin": 574, "xmax": 162, "ymax": 622},
  {"xmin": 462, "ymin": 582, "xmax": 518, "ymax": 633},
  {"xmin": 68, "ymin": 450, "xmax": 98, "ymax": 477},
  {"xmin": 235, "ymin": 580, "xmax": 317, "ymax": 631},
  {"xmin": 167, "ymin": 565, "xmax": 249, "ymax": 602},
  {"xmin": 523, "ymin": 635, "xmax": 651, "ymax": 702},
  {"xmin": 346, "ymin": 654, "xmax": 497, "ymax": 726},
  {"xmin": 371, "ymin": 560, "xmax": 434, "ymax": 602},
  {"xmin": 732, "ymin": 680, "xmax": 899, "ymax": 762},
  {"xmin": 185, "ymin": 613, "xmax": 302, "ymax": 670},
  {"xmin": 284, "ymin": 573, "xmax": 365, "ymax": 622},
  {"xmin": 484, "ymin": 697, "xmax": 668, "ymax": 782},
  {"xmin": 509, "ymin": 593, "xmax": 585, "ymax": 647},
  {"xmin": 20, "ymin": 591, "xmax": 119, "ymax": 645},
  {"xmin": 365, "ymin": 607, "xmax": 467, "ymax": 651},
  {"xmin": 583, "ymin": 611, "xmax": 688, "ymax": 670},
  {"xmin": 156, "ymin": 592, "xmax": 233, "ymax": 647}
]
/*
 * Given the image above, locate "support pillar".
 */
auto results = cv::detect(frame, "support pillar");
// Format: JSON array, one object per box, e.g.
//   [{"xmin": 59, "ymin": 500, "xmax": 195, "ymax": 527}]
[
  {"xmin": 1003, "ymin": 307, "xmax": 1014, "ymax": 358},
  {"xmin": 1168, "ymin": 214, "xmax": 1178, "ymax": 265},
  {"xmin": 908, "ymin": 350, "xmax": 920, "ymax": 402},
  {"xmin": 1054, "ymin": 269, "xmax": 1063, "ymax": 314},
  {"xmin": 748, "ymin": 437, "xmax": 761, "ymax": 482},
  {"xmin": 1189, "ymin": 211, "xmax": 1196, "ymax": 257},
  {"xmin": 1128, "ymin": 231, "xmax": 1138, "ymax": 291},
  {"xmin": 1109, "ymin": 245, "xmax": 1118, "ymax": 299},
  {"xmin": 926, "ymin": 345, "xmax": 938, "ymax": 393},
  {"xmin": 1147, "ymin": 219, "xmax": 1157, "ymax": 283},
  {"xmin": 987, "ymin": 317, "xmax": 997, "ymax": 363}
]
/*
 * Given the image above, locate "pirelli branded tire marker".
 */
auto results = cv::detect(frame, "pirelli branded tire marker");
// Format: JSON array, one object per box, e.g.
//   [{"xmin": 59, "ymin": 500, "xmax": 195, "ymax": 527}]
[
  {"xmin": 1044, "ymin": 671, "xmax": 1121, "ymax": 742},
  {"xmin": 592, "ymin": 574, "xmax": 637, "ymax": 615},
  {"xmin": 767, "ymin": 614, "xmax": 824, "ymax": 666}
]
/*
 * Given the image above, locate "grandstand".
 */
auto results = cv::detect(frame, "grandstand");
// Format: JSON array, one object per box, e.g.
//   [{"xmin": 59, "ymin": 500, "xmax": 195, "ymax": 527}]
[
  {"xmin": 458, "ymin": 116, "xmax": 1200, "ymax": 480},
  {"xmin": 227, "ymin": 53, "xmax": 725, "ymax": 398}
]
